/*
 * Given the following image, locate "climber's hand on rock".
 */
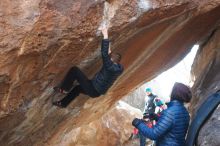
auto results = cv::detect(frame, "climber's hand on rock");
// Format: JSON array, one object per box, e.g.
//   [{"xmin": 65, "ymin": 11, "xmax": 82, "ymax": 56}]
[{"xmin": 101, "ymin": 27, "xmax": 108, "ymax": 39}]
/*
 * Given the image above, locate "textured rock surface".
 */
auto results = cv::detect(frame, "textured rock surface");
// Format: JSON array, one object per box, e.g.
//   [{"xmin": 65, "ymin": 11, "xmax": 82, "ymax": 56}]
[
  {"xmin": 0, "ymin": 0, "xmax": 220, "ymax": 145},
  {"xmin": 123, "ymin": 139, "xmax": 152, "ymax": 146},
  {"xmin": 190, "ymin": 28, "xmax": 220, "ymax": 114},
  {"xmin": 197, "ymin": 105, "xmax": 220, "ymax": 146},
  {"xmin": 190, "ymin": 27, "xmax": 220, "ymax": 146},
  {"xmin": 47, "ymin": 101, "xmax": 142, "ymax": 146},
  {"xmin": 122, "ymin": 84, "xmax": 146, "ymax": 111}
]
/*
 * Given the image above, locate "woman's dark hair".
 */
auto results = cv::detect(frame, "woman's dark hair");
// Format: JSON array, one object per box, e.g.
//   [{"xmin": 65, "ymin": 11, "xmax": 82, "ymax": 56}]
[{"xmin": 171, "ymin": 82, "xmax": 192, "ymax": 103}]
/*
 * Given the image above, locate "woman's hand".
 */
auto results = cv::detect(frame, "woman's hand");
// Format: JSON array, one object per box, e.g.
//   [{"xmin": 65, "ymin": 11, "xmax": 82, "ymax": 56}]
[
  {"xmin": 132, "ymin": 118, "xmax": 142, "ymax": 128},
  {"xmin": 101, "ymin": 27, "xmax": 108, "ymax": 39}
]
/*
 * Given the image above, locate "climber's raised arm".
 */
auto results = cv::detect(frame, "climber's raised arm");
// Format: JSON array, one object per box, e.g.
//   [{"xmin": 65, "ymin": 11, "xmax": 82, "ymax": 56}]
[{"xmin": 101, "ymin": 27, "xmax": 111, "ymax": 54}]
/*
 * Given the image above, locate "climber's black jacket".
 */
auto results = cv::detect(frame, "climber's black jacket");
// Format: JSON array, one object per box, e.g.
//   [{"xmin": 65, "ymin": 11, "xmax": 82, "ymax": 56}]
[{"xmin": 92, "ymin": 39, "xmax": 123, "ymax": 94}]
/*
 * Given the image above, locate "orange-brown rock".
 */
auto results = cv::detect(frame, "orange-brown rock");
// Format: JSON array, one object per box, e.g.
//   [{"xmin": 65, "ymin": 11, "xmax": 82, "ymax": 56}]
[
  {"xmin": 0, "ymin": 0, "xmax": 220, "ymax": 145},
  {"xmin": 47, "ymin": 101, "xmax": 141, "ymax": 146}
]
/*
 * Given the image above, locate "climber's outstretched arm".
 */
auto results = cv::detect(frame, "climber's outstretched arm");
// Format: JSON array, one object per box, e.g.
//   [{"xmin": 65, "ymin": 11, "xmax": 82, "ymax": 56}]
[{"xmin": 101, "ymin": 27, "xmax": 111, "ymax": 54}]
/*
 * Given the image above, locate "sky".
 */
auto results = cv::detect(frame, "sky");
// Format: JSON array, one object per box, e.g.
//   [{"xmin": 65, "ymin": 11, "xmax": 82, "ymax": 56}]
[{"xmin": 145, "ymin": 45, "xmax": 199, "ymax": 101}]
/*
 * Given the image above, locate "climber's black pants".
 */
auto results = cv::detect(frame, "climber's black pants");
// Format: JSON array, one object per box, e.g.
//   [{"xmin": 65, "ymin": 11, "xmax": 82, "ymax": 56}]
[{"xmin": 59, "ymin": 66, "xmax": 100, "ymax": 107}]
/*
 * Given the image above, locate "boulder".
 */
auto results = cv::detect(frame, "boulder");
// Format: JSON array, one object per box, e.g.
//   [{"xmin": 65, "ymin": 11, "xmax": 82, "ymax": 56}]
[
  {"xmin": 190, "ymin": 27, "xmax": 220, "ymax": 146},
  {"xmin": 0, "ymin": 0, "xmax": 220, "ymax": 145},
  {"xmin": 47, "ymin": 101, "xmax": 142, "ymax": 146}
]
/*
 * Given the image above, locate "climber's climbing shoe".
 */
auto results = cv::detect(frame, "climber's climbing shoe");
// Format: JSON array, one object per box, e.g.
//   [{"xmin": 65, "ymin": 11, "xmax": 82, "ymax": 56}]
[
  {"xmin": 53, "ymin": 86, "xmax": 68, "ymax": 94},
  {"xmin": 52, "ymin": 101, "xmax": 65, "ymax": 108}
]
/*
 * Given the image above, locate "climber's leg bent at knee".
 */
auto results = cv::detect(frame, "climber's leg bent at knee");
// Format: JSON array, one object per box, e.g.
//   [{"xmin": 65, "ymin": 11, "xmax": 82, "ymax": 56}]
[
  {"xmin": 53, "ymin": 66, "xmax": 100, "ymax": 108},
  {"xmin": 59, "ymin": 66, "xmax": 86, "ymax": 92},
  {"xmin": 58, "ymin": 82, "xmax": 100, "ymax": 107}
]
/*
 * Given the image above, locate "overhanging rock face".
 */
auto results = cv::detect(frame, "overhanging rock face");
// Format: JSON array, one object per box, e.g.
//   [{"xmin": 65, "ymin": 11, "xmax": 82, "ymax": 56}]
[{"xmin": 0, "ymin": 0, "xmax": 220, "ymax": 145}]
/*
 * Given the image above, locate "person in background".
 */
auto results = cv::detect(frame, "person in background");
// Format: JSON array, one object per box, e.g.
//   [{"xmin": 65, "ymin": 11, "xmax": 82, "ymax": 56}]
[
  {"xmin": 139, "ymin": 113, "xmax": 154, "ymax": 146},
  {"xmin": 154, "ymin": 97, "xmax": 167, "ymax": 116},
  {"xmin": 129, "ymin": 113, "xmax": 154, "ymax": 145},
  {"xmin": 132, "ymin": 82, "xmax": 192, "ymax": 146},
  {"xmin": 143, "ymin": 88, "xmax": 157, "ymax": 115},
  {"xmin": 140, "ymin": 98, "xmax": 167, "ymax": 146},
  {"xmin": 139, "ymin": 88, "xmax": 157, "ymax": 146}
]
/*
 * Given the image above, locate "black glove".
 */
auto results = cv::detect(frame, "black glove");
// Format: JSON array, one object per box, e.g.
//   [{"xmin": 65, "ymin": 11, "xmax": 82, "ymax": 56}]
[{"xmin": 132, "ymin": 118, "xmax": 142, "ymax": 128}]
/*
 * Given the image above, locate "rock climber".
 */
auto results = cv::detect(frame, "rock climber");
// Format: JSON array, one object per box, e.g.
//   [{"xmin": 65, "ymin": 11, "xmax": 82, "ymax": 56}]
[{"xmin": 53, "ymin": 27, "xmax": 124, "ymax": 108}]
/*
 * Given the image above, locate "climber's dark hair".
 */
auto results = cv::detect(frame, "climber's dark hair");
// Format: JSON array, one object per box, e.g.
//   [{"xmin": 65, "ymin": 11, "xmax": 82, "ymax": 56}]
[{"xmin": 171, "ymin": 82, "xmax": 192, "ymax": 103}]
